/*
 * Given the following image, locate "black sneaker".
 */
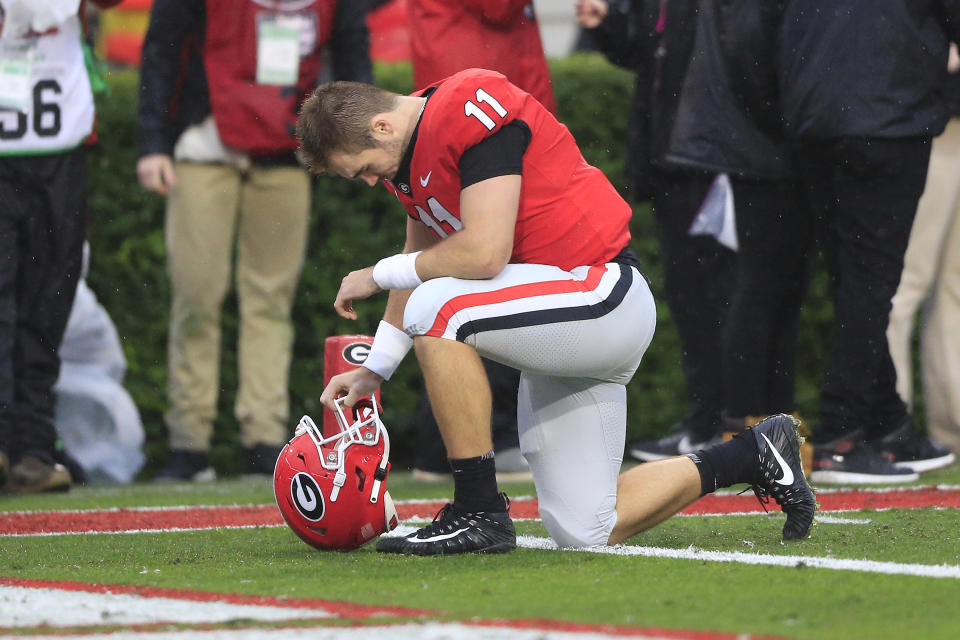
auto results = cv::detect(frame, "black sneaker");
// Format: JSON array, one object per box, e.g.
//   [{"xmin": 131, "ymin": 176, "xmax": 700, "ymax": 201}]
[
  {"xmin": 154, "ymin": 449, "xmax": 216, "ymax": 483},
  {"xmin": 376, "ymin": 493, "xmax": 516, "ymax": 555},
  {"xmin": 810, "ymin": 439, "xmax": 918, "ymax": 485},
  {"xmin": 629, "ymin": 426, "xmax": 721, "ymax": 462},
  {"xmin": 244, "ymin": 444, "xmax": 283, "ymax": 476},
  {"xmin": 749, "ymin": 414, "xmax": 817, "ymax": 540},
  {"xmin": 870, "ymin": 420, "xmax": 956, "ymax": 474}
]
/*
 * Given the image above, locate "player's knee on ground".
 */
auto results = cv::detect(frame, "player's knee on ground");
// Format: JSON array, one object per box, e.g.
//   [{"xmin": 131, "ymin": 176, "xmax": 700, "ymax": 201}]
[{"xmin": 538, "ymin": 491, "xmax": 617, "ymax": 548}]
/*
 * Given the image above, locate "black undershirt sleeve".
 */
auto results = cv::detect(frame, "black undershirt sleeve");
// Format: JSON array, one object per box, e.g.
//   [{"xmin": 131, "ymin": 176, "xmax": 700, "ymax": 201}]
[{"xmin": 459, "ymin": 120, "xmax": 532, "ymax": 190}]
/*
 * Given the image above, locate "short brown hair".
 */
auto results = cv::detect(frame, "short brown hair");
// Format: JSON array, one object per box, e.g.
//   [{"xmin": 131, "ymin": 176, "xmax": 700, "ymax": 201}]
[{"xmin": 296, "ymin": 81, "xmax": 398, "ymax": 174}]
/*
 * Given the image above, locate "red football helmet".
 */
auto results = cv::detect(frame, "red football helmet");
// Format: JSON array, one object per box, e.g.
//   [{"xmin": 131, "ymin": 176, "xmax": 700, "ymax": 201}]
[{"xmin": 273, "ymin": 396, "xmax": 398, "ymax": 551}]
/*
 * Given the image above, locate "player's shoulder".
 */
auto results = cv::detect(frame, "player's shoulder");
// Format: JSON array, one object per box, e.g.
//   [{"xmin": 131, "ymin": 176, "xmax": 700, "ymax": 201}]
[
  {"xmin": 431, "ymin": 68, "xmax": 517, "ymax": 100},
  {"xmin": 417, "ymin": 69, "xmax": 527, "ymax": 158}
]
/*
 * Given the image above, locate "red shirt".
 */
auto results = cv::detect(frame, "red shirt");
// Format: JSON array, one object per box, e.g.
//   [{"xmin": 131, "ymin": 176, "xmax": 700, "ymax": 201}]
[
  {"xmin": 383, "ymin": 69, "xmax": 632, "ymax": 271},
  {"xmin": 203, "ymin": 0, "xmax": 337, "ymax": 154},
  {"xmin": 408, "ymin": 0, "xmax": 556, "ymax": 114}
]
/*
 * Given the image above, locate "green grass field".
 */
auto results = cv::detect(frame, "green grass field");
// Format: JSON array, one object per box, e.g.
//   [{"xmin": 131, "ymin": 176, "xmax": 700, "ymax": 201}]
[{"xmin": 3, "ymin": 465, "xmax": 960, "ymax": 639}]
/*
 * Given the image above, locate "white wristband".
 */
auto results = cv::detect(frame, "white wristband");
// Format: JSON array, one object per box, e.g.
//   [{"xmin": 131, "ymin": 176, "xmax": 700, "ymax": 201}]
[
  {"xmin": 363, "ymin": 321, "xmax": 413, "ymax": 381},
  {"xmin": 372, "ymin": 251, "xmax": 423, "ymax": 290}
]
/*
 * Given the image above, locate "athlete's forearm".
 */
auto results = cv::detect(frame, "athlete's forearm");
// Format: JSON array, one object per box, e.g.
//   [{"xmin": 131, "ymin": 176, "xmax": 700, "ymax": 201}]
[{"xmin": 415, "ymin": 174, "xmax": 520, "ymax": 280}]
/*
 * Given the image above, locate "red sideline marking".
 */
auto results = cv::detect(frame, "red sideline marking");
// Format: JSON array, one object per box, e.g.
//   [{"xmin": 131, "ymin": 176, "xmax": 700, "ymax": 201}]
[
  {"xmin": 2, "ymin": 487, "xmax": 959, "ymax": 536},
  {"xmin": 0, "ymin": 577, "xmax": 791, "ymax": 640},
  {"xmin": 0, "ymin": 576, "xmax": 431, "ymax": 618},
  {"xmin": 682, "ymin": 486, "xmax": 960, "ymax": 514},
  {"xmin": 471, "ymin": 617, "xmax": 792, "ymax": 639}
]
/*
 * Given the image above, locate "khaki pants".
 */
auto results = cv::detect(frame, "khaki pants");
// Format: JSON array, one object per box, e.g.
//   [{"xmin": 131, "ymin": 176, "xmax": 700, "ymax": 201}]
[
  {"xmin": 888, "ymin": 118, "xmax": 960, "ymax": 451},
  {"xmin": 164, "ymin": 162, "xmax": 309, "ymax": 451}
]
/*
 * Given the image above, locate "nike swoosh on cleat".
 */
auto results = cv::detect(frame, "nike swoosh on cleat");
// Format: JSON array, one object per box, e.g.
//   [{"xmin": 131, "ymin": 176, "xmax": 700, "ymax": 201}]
[
  {"xmin": 406, "ymin": 527, "xmax": 469, "ymax": 543},
  {"xmin": 419, "ymin": 171, "xmax": 432, "ymax": 187},
  {"xmin": 760, "ymin": 433, "xmax": 795, "ymax": 486}
]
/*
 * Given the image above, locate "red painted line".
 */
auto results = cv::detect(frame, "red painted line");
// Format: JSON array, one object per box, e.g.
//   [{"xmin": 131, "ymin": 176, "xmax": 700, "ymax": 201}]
[
  {"xmin": 2, "ymin": 487, "xmax": 958, "ymax": 536},
  {"xmin": 0, "ymin": 577, "xmax": 790, "ymax": 640},
  {"xmin": 682, "ymin": 486, "xmax": 960, "ymax": 514},
  {"xmin": 470, "ymin": 617, "xmax": 792, "ymax": 639},
  {"xmin": 0, "ymin": 576, "xmax": 431, "ymax": 618}
]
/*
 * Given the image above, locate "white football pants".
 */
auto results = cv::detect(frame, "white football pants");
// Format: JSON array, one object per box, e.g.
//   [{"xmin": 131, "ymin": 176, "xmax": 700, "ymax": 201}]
[{"xmin": 404, "ymin": 261, "xmax": 657, "ymax": 546}]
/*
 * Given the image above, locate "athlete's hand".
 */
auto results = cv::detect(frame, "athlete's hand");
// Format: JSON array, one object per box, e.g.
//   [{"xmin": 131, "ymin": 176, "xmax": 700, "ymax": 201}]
[
  {"xmin": 319, "ymin": 367, "xmax": 383, "ymax": 410},
  {"xmin": 333, "ymin": 266, "xmax": 381, "ymax": 319},
  {"xmin": 137, "ymin": 154, "xmax": 176, "ymax": 195},
  {"xmin": 576, "ymin": 0, "xmax": 608, "ymax": 29}
]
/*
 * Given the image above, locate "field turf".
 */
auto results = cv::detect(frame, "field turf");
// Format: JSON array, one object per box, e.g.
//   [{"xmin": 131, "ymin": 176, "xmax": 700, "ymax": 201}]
[{"xmin": 2, "ymin": 464, "xmax": 960, "ymax": 639}]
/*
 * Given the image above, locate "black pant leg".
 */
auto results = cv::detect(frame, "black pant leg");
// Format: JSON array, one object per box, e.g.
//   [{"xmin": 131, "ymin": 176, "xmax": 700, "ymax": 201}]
[
  {"xmin": 722, "ymin": 177, "xmax": 811, "ymax": 417},
  {"xmin": 650, "ymin": 168, "xmax": 735, "ymax": 439},
  {"xmin": 1, "ymin": 150, "xmax": 87, "ymax": 460},
  {"xmin": 797, "ymin": 137, "xmax": 930, "ymax": 443},
  {"xmin": 0, "ymin": 159, "xmax": 22, "ymax": 456}
]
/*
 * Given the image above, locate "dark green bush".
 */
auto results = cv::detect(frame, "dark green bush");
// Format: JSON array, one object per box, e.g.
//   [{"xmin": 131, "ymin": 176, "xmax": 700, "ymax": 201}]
[{"xmin": 86, "ymin": 56, "xmax": 832, "ymax": 477}]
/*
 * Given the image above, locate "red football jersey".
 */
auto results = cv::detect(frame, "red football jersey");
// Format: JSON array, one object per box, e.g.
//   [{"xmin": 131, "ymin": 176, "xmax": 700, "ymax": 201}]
[
  {"xmin": 383, "ymin": 69, "xmax": 632, "ymax": 271},
  {"xmin": 408, "ymin": 0, "xmax": 556, "ymax": 114}
]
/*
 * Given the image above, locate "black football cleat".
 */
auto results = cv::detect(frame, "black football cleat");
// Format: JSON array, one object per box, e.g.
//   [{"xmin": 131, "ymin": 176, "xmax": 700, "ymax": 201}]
[
  {"xmin": 376, "ymin": 493, "xmax": 516, "ymax": 555},
  {"xmin": 750, "ymin": 414, "xmax": 817, "ymax": 540}
]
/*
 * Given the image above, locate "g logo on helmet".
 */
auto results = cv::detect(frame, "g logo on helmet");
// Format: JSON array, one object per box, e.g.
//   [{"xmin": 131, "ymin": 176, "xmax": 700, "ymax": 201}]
[
  {"xmin": 342, "ymin": 342, "xmax": 370, "ymax": 366},
  {"xmin": 290, "ymin": 472, "xmax": 325, "ymax": 521}
]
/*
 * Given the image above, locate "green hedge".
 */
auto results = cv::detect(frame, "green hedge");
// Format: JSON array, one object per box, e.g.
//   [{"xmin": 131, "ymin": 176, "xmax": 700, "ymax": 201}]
[{"xmin": 86, "ymin": 55, "xmax": 833, "ymax": 476}]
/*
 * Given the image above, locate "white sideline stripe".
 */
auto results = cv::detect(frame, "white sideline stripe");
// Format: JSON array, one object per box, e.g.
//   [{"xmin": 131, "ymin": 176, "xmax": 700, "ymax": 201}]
[
  {"xmin": 6, "ymin": 485, "xmax": 958, "ymax": 516},
  {"xmin": 10, "ymin": 623, "xmax": 678, "ymax": 640},
  {"xmin": 381, "ymin": 526, "xmax": 960, "ymax": 579},
  {"xmin": 1, "ymin": 511, "xmax": 875, "ymax": 537},
  {"xmin": 404, "ymin": 512, "xmax": 871, "ymax": 525},
  {"xmin": 0, "ymin": 585, "xmax": 334, "ymax": 627},
  {"xmin": 1, "ymin": 496, "xmax": 538, "ymax": 516},
  {"xmin": 1, "ymin": 524, "xmax": 289, "ymax": 538},
  {"xmin": 4, "ymin": 485, "xmax": 958, "ymax": 516},
  {"xmin": 812, "ymin": 515, "xmax": 872, "ymax": 525},
  {"xmin": 805, "ymin": 484, "xmax": 960, "ymax": 494},
  {"xmin": 518, "ymin": 538, "xmax": 960, "ymax": 579}
]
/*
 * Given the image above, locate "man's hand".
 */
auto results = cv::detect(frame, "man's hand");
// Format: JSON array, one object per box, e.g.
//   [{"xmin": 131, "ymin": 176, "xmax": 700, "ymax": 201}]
[
  {"xmin": 576, "ymin": 0, "xmax": 608, "ymax": 29},
  {"xmin": 334, "ymin": 266, "xmax": 381, "ymax": 319},
  {"xmin": 137, "ymin": 154, "xmax": 176, "ymax": 195},
  {"xmin": 319, "ymin": 367, "xmax": 384, "ymax": 410}
]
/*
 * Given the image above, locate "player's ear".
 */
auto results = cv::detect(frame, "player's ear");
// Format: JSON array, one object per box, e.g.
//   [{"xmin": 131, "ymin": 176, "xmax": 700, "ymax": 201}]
[{"xmin": 370, "ymin": 114, "xmax": 394, "ymax": 140}]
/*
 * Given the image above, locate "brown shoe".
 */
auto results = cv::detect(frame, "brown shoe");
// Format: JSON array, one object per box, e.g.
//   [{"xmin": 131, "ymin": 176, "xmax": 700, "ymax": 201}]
[{"xmin": 9, "ymin": 456, "xmax": 72, "ymax": 493}]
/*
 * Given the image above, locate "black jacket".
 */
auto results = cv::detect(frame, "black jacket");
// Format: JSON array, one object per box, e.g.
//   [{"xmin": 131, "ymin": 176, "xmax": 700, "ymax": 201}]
[
  {"xmin": 588, "ymin": 0, "xmax": 700, "ymax": 199},
  {"xmin": 779, "ymin": 0, "xmax": 960, "ymax": 140},
  {"xmin": 137, "ymin": 0, "xmax": 372, "ymax": 160},
  {"xmin": 666, "ymin": 0, "xmax": 791, "ymax": 180}
]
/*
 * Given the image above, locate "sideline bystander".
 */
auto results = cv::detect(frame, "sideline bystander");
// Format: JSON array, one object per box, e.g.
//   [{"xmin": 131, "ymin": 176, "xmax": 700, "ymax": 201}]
[
  {"xmin": 0, "ymin": 0, "xmax": 121, "ymax": 493},
  {"xmin": 136, "ymin": 0, "xmax": 372, "ymax": 481},
  {"xmin": 577, "ymin": 0, "xmax": 734, "ymax": 460}
]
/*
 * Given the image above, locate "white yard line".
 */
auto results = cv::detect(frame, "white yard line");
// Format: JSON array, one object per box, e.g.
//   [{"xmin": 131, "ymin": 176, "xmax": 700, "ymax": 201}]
[
  {"xmin": 0, "ymin": 585, "xmax": 726, "ymax": 639},
  {"xmin": 0, "ymin": 524, "xmax": 288, "ymax": 538},
  {"xmin": 374, "ymin": 526, "xmax": 960, "ymax": 579},
  {"xmin": 5, "ymin": 623, "xmax": 687, "ymax": 640},
  {"xmin": 0, "ymin": 508, "xmax": 874, "ymax": 538},
  {"xmin": 0, "ymin": 585, "xmax": 333, "ymax": 627}
]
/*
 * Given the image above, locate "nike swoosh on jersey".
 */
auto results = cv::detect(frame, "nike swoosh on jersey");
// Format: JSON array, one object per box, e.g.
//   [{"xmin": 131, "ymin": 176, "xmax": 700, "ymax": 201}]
[
  {"xmin": 760, "ymin": 433, "xmax": 795, "ymax": 486},
  {"xmin": 419, "ymin": 171, "xmax": 432, "ymax": 187},
  {"xmin": 406, "ymin": 527, "xmax": 469, "ymax": 543}
]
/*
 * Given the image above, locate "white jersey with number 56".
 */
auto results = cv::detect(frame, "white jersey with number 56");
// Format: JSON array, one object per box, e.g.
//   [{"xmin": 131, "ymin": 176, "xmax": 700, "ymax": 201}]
[{"xmin": 0, "ymin": 14, "xmax": 94, "ymax": 155}]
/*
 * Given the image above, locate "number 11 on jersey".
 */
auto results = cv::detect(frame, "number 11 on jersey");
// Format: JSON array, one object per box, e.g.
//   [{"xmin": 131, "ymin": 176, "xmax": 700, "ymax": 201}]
[{"xmin": 463, "ymin": 88, "xmax": 508, "ymax": 130}]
